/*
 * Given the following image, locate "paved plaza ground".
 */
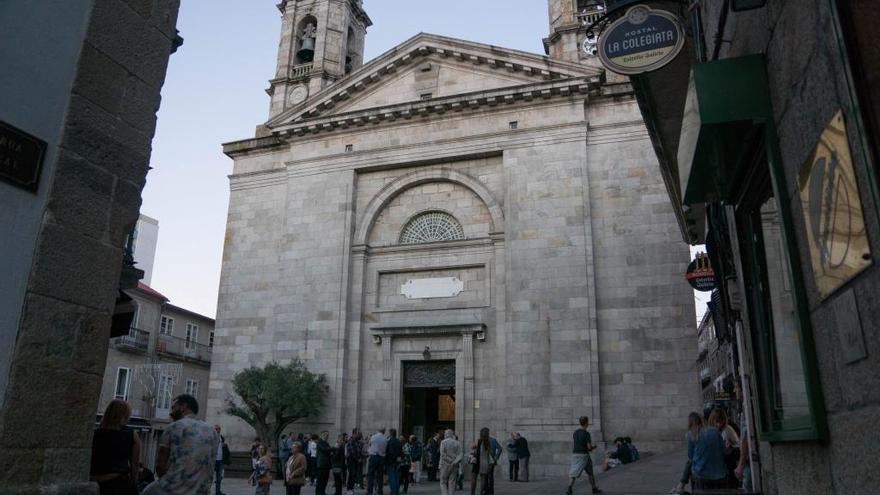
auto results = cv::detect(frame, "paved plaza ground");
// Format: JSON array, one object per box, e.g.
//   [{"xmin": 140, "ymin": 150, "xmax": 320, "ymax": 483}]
[{"xmin": 221, "ymin": 450, "xmax": 685, "ymax": 495}]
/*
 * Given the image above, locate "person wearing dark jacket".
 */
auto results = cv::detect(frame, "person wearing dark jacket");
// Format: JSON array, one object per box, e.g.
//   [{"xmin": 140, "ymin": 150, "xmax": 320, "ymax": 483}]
[
  {"xmin": 425, "ymin": 432, "xmax": 441, "ymax": 481},
  {"xmin": 331, "ymin": 434, "xmax": 347, "ymax": 495},
  {"xmin": 505, "ymin": 433, "xmax": 518, "ymax": 482},
  {"xmin": 513, "ymin": 432, "xmax": 530, "ymax": 482},
  {"xmin": 603, "ymin": 437, "xmax": 633, "ymax": 471},
  {"xmin": 315, "ymin": 431, "xmax": 332, "ymax": 495},
  {"xmin": 385, "ymin": 429, "xmax": 403, "ymax": 495}
]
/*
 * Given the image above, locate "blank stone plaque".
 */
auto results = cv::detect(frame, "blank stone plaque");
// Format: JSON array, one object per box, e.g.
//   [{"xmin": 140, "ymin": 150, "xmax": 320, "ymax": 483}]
[{"xmin": 400, "ymin": 277, "xmax": 463, "ymax": 299}]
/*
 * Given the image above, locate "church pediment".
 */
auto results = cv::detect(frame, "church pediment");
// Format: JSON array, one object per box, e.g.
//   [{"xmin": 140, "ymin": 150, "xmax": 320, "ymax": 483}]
[{"xmin": 266, "ymin": 33, "xmax": 601, "ymax": 129}]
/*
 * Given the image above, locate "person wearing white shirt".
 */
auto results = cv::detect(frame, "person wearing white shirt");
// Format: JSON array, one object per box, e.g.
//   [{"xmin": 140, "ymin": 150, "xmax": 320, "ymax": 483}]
[
  {"xmin": 308, "ymin": 435, "xmax": 319, "ymax": 486},
  {"xmin": 367, "ymin": 428, "xmax": 387, "ymax": 495}
]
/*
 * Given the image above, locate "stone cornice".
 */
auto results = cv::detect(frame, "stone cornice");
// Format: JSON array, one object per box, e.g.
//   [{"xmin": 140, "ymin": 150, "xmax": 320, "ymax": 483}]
[
  {"xmin": 280, "ymin": 78, "xmax": 596, "ymax": 134},
  {"xmin": 224, "ymin": 78, "xmax": 600, "ymax": 158}
]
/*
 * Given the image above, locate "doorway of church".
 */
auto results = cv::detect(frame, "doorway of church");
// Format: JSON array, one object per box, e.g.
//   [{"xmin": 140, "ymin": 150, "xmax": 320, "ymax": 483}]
[{"xmin": 401, "ymin": 360, "xmax": 455, "ymax": 443}]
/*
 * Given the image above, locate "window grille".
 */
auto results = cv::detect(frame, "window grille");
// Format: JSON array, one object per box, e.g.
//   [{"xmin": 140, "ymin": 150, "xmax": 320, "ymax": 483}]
[{"xmin": 399, "ymin": 211, "xmax": 465, "ymax": 244}]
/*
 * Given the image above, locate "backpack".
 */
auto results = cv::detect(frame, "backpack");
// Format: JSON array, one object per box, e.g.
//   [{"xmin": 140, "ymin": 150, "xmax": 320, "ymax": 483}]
[
  {"xmin": 222, "ymin": 443, "xmax": 231, "ymax": 465},
  {"xmin": 410, "ymin": 443, "xmax": 422, "ymax": 461}
]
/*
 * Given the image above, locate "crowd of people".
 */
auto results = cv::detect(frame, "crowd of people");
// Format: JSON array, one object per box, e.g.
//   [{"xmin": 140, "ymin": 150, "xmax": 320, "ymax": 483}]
[
  {"xmin": 91, "ymin": 394, "xmax": 658, "ymax": 495},
  {"xmin": 246, "ymin": 426, "xmax": 532, "ymax": 495},
  {"xmin": 673, "ymin": 378, "xmax": 752, "ymax": 493}
]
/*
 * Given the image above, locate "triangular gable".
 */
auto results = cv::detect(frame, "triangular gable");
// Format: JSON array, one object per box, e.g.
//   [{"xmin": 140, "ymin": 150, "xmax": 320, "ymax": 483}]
[
  {"xmin": 336, "ymin": 56, "xmax": 558, "ymax": 114},
  {"xmin": 267, "ymin": 32, "xmax": 601, "ymax": 128}
]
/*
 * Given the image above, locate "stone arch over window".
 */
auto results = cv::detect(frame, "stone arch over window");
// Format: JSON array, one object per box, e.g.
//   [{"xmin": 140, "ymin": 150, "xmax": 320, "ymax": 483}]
[
  {"xmin": 399, "ymin": 210, "xmax": 465, "ymax": 244},
  {"xmin": 354, "ymin": 167, "xmax": 504, "ymax": 246}
]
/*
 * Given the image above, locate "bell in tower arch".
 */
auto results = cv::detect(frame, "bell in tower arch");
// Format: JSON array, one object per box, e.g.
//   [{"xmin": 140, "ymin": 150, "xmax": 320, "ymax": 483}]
[{"xmin": 297, "ymin": 22, "xmax": 317, "ymax": 64}]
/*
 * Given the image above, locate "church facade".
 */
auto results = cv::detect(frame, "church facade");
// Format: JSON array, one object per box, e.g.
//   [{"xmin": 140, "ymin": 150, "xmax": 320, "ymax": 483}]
[{"xmin": 210, "ymin": 0, "xmax": 698, "ymax": 475}]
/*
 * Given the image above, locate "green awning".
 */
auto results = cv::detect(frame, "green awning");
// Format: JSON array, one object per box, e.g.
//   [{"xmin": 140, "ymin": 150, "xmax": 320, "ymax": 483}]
[{"xmin": 677, "ymin": 54, "xmax": 773, "ymax": 205}]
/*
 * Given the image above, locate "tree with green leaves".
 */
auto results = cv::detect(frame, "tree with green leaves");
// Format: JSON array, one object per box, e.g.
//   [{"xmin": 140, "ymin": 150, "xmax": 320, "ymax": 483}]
[{"xmin": 225, "ymin": 359, "xmax": 329, "ymax": 451}]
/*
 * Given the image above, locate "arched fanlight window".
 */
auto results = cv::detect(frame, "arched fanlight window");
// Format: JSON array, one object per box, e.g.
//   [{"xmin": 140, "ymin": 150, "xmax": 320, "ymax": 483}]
[{"xmin": 399, "ymin": 211, "xmax": 465, "ymax": 244}]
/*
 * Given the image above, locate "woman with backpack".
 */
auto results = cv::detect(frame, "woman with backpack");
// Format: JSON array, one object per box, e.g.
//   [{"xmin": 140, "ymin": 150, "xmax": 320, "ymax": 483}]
[{"xmin": 710, "ymin": 408, "xmax": 741, "ymax": 487}]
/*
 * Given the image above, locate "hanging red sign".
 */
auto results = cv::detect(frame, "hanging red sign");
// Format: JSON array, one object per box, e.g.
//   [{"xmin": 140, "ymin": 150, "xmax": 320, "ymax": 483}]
[{"xmin": 686, "ymin": 253, "xmax": 715, "ymax": 292}]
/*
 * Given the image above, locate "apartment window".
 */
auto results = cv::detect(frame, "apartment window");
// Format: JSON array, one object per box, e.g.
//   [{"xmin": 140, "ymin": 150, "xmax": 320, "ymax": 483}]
[
  {"xmin": 209, "ymin": 330, "xmax": 215, "ymax": 348},
  {"xmin": 509, "ymin": 121, "xmax": 518, "ymax": 130},
  {"xmin": 345, "ymin": 144, "xmax": 354, "ymax": 152},
  {"xmin": 185, "ymin": 323, "xmax": 199, "ymax": 349},
  {"xmin": 160, "ymin": 316, "xmax": 175, "ymax": 336},
  {"xmin": 157, "ymin": 374, "xmax": 174, "ymax": 410},
  {"xmin": 114, "ymin": 367, "xmax": 131, "ymax": 401},
  {"xmin": 420, "ymin": 92, "xmax": 432, "ymax": 100},
  {"xmin": 185, "ymin": 379, "xmax": 199, "ymax": 397}
]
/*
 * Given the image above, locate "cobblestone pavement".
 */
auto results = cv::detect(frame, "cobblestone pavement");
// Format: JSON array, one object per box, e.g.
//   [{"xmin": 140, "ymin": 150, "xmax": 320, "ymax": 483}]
[{"xmin": 219, "ymin": 451, "xmax": 685, "ymax": 495}]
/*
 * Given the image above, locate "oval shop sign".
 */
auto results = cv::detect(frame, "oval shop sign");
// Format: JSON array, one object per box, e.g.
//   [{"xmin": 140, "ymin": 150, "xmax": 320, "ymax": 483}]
[{"xmin": 598, "ymin": 5, "xmax": 685, "ymax": 75}]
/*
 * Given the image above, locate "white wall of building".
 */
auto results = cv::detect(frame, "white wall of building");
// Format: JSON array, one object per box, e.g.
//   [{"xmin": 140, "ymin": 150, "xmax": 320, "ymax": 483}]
[
  {"xmin": 134, "ymin": 214, "xmax": 160, "ymax": 285},
  {"xmin": 0, "ymin": 0, "xmax": 94, "ymax": 406}
]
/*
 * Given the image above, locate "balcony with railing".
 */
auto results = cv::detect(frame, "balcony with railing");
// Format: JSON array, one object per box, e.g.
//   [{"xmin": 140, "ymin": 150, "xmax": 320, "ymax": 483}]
[
  {"xmin": 156, "ymin": 334, "xmax": 211, "ymax": 365},
  {"xmin": 575, "ymin": 0, "xmax": 606, "ymax": 26},
  {"xmin": 112, "ymin": 327, "xmax": 150, "ymax": 353},
  {"xmin": 289, "ymin": 62, "xmax": 313, "ymax": 79}
]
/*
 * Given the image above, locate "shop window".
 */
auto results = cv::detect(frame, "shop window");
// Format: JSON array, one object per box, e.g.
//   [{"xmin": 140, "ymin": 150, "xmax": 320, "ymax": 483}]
[{"xmin": 736, "ymin": 146, "xmax": 825, "ymax": 441}]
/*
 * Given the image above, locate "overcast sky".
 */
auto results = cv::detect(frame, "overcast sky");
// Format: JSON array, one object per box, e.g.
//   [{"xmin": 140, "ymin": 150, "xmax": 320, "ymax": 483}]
[{"xmin": 142, "ymin": 0, "xmax": 706, "ymax": 323}]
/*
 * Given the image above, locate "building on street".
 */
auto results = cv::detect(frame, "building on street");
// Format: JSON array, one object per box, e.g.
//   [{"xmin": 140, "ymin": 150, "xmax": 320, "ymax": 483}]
[
  {"xmin": 130, "ymin": 214, "xmax": 160, "ymax": 285},
  {"xmin": 97, "ymin": 282, "xmax": 215, "ymax": 470},
  {"xmin": 629, "ymin": 0, "xmax": 880, "ymax": 493},
  {"xmin": 209, "ymin": 0, "xmax": 700, "ymax": 477},
  {"xmin": 695, "ymin": 307, "xmax": 735, "ymax": 411}
]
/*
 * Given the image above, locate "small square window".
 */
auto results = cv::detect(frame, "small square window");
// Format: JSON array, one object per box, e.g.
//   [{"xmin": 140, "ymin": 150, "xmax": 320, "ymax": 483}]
[
  {"xmin": 420, "ymin": 93, "xmax": 432, "ymax": 100},
  {"xmin": 345, "ymin": 144, "xmax": 354, "ymax": 152},
  {"xmin": 509, "ymin": 121, "xmax": 518, "ymax": 130},
  {"xmin": 420, "ymin": 63, "xmax": 432, "ymax": 72}
]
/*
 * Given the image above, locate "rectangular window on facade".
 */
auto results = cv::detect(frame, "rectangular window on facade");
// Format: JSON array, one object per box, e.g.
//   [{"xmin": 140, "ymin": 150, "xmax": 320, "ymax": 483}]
[
  {"xmin": 736, "ymin": 145, "xmax": 825, "ymax": 441},
  {"xmin": 114, "ymin": 367, "xmax": 131, "ymax": 400},
  {"xmin": 420, "ymin": 93, "xmax": 432, "ymax": 100},
  {"xmin": 185, "ymin": 379, "xmax": 199, "ymax": 397},
  {"xmin": 185, "ymin": 323, "xmax": 199, "ymax": 349},
  {"xmin": 209, "ymin": 330, "xmax": 215, "ymax": 348},
  {"xmin": 157, "ymin": 374, "xmax": 173, "ymax": 410},
  {"xmin": 160, "ymin": 316, "xmax": 174, "ymax": 335}
]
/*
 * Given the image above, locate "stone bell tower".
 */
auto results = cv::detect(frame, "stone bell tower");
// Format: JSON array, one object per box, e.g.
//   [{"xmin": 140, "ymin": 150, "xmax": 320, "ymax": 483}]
[
  {"xmin": 267, "ymin": 0, "xmax": 372, "ymax": 118},
  {"xmin": 544, "ymin": 0, "xmax": 606, "ymax": 63}
]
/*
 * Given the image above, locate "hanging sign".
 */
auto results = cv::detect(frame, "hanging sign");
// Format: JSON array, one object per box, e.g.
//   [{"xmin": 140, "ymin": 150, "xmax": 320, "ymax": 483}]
[
  {"xmin": 0, "ymin": 120, "xmax": 47, "ymax": 193},
  {"xmin": 597, "ymin": 5, "xmax": 685, "ymax": 75},
  {"xmin": 686, "ymin": 253, "xmax": 715, "ymax": 292},
  {"xmin": 798, "ymin": 110, "xmax": 872, "ymax": 299}
]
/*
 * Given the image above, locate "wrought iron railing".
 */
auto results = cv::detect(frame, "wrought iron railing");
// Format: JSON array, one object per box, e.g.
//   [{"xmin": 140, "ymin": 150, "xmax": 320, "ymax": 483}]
[
  {"xmin": 290, "ymin": 62, "xmax": 313, "ymax": 79},
  {"xmin": 575, "ymin": 9, "xmax": 605, "ymax": 27},
  {"xmin": 156, "ymin": 334, "xmax": 211, "ymax": 364},
  {"xmin": 113, "ymin": 327, "xmax": 150, "ymax": 352}
]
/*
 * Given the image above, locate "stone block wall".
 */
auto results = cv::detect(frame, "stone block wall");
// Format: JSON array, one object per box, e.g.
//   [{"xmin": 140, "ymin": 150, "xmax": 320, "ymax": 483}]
[
  {"xmin": 702, "ymin": 1, "xmax": 880, "ymax": 494},
  {"xmin": 0, "ymin": 0, "xmax": 180, "ymax": 493},
  {"xmin": 214, "ymin": 86, "xmax": 699, "ymax": 479},
  {"xmin": 585, "ymin": 98, "xmax": 698, "ymax": 453}
]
